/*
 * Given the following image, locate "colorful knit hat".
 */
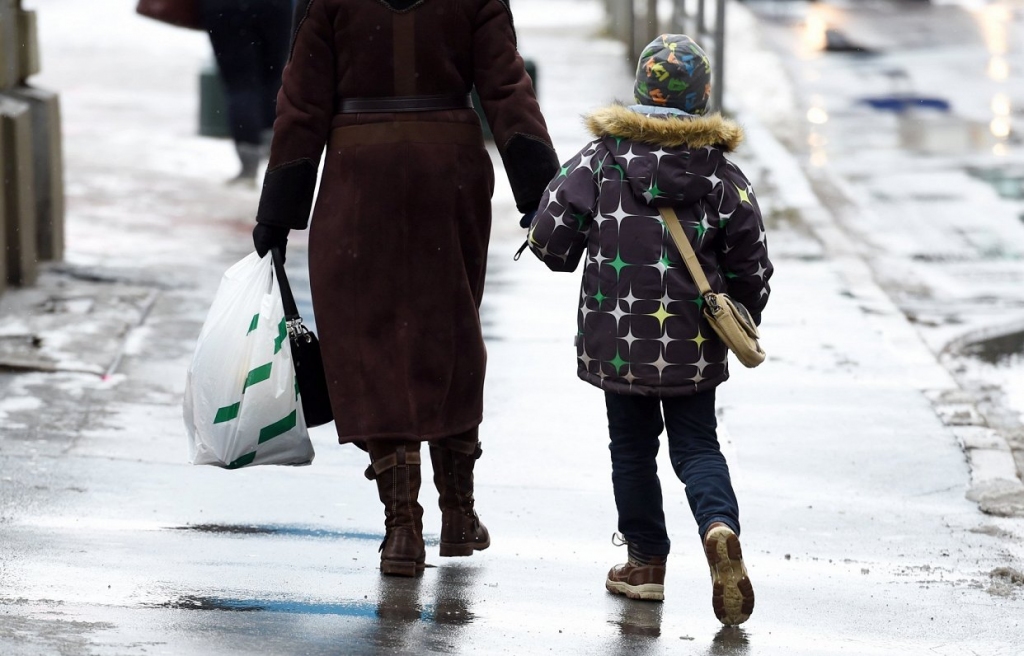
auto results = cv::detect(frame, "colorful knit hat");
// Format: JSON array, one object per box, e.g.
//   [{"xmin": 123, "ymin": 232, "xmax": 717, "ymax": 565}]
[{"xmin": 634, "ymin": 34, "xmax": 712, "ymax": 115}]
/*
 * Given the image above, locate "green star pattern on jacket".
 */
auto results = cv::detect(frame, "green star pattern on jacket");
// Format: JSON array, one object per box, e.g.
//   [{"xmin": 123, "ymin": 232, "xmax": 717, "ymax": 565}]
[{"xmin": 527, "ymin": 107, "xmax": 773, "ymax": 396}]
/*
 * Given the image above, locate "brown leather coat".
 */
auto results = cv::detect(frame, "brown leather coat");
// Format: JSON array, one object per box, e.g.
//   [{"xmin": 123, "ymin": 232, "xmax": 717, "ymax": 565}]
[{"xmin": 256, "ymin": 0, "xmax": 558, "ymax": 442}]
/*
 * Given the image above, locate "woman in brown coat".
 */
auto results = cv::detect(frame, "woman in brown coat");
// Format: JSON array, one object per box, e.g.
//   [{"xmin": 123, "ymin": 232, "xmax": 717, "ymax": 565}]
[{"xmin": 251, "ymin": 0, "xmax": 559, "ymax": 576}]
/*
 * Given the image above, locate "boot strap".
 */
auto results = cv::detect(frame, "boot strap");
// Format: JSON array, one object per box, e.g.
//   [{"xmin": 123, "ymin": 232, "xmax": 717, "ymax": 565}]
[
  {"xmin": 364, "ymin": 449, "xmax": 421, "ymax": 480},
  {"xmin": 430, "ymin": 438, "xmax": 482, "ymax": 459}
]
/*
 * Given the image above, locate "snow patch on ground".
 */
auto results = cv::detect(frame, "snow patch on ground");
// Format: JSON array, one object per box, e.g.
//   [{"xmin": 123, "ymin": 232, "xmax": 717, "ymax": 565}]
[{"xmin": 0, "ymin": 397, "xmax": 43, "ymax": 414}]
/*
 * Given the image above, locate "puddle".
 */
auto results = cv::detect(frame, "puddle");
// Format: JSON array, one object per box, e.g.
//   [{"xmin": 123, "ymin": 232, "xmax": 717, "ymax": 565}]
[
  {"xmin": 961, "ymin": 330, "xmax": 1024, "ymax": 366},
  {"xmin": 170, "ymin": 523, "xmax": 440, "ymax": 545},
  {"xmin": 171, "ymin": 524, "xmax": 380, "ymax": 540},
  {"xmin": 967, "ymin": 167, "xmax": 1024, "ymax": 201},
  {"xmin": 172, "ymin": 524, "xmax": 278, "ymax": 536},
  {"xmin": 155, "ymin": 593, "xmax": 463, "ymax": 623},
  {"xmin": 911, "ymin": 253, "xmax": 972, "ymax": 263},
  {"xmin": 956, "ymin": 327, "xmax": 1024, "ymax": 432},
  {"xmin": 859, "ymin": 95, "xmax": 949, "ymax": 113},
  {"xmin": 154, "ymin": 595, "xmax": 379, "ymax": 618}
]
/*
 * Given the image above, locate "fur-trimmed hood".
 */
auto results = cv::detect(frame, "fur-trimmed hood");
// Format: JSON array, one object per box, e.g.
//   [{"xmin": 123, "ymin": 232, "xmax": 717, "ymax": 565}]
[
  {"xmin": 585, "ymin": 104, "xmax": 744, "ymax": 152},
  {"xmin": 582, "ymin": 104, "xmax": 745, "ymax": 208}
]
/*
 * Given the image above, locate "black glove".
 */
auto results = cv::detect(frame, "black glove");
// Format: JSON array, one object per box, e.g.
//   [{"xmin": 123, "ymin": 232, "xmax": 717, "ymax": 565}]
[
  {"xmin": 519, "ymin": 210, "xmax": 537, "ymax": 229},
  {"xmin": 253, "ymin": 223, "xmax": 290, "ymax": 259}
]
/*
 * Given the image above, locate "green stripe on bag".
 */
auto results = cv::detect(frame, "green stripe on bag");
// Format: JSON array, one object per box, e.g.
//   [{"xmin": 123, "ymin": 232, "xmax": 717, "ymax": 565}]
[
  {"xmin": 214, "ymin": 403, "xmax": 240, "ymax": 424},
  {"xmin": 243, "ymin": 363, "xmax": 272, "ymax": 391},
  {"xmin": 274, "ymin": 318, "xmax": 287, "ymax": 354},
  {"xmin": 247, "ymin": 314, "xmax": 259, "ymax": 335},
  {"xmin": 259, "ymin": 410, "xmax": 297, "ymax": 444},
  {"xmin": 226, "ymin": 452, "xmax": 256, "ymax": 469}
]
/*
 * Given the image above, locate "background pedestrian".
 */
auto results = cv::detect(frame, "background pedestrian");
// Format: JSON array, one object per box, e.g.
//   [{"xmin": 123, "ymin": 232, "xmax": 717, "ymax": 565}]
[{"xmin": 200, "ymin": 0, "xmax": 291, "ymax": 185}]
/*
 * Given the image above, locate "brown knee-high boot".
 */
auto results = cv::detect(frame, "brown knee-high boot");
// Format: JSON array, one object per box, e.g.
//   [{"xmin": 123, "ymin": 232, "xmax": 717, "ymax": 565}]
[
  {"xmin": 366, "ymin": 441, "xmax": 425, "ymax": 576},
  {"xmin": 429, "ymin": 432, "xmax": 490, "ymax": 557}
]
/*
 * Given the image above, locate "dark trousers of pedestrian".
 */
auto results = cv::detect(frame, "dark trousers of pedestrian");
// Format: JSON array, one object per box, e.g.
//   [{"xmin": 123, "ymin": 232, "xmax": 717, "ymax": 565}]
[
  {"xmin": 201, "ymin": 0, "xmax": 291, "ymax": 147},
  {"xmin": 606, "ymin": 389, "xmax": 740, "ymax": 559}
]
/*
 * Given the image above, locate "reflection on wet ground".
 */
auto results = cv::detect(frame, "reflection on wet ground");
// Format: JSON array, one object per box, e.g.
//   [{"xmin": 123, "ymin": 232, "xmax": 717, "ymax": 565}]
[
  {"xmin": 708, "ymin": 627, "xmax": 751, "ymax": 656},
  {"xmin": 170, "ymin": 523, "xmax": 440, "ymax": 546},
  {"xmin": 605, "ymin": 597, "xmax": 752, "ymax": 656},
  {"xmin": 360, "ymin": 567, "xmax": 481, "ymax": 654},
  {"xmin": 371, "ymin": 569, "xmax": 477, "ymax": 625},
  {"xmin": 608, "ymin": 596, "xmax": 663, "ymax": 638},
  {"xmin": 423, "ymin": 566, "xmax": 476, "ymax": 626}
]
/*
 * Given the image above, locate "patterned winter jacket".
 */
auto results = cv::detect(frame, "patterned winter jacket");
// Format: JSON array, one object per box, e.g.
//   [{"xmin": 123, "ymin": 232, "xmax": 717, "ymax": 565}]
[{"xmin": 527, "ymin": 105, "xmax": 773, "ymax": 396}]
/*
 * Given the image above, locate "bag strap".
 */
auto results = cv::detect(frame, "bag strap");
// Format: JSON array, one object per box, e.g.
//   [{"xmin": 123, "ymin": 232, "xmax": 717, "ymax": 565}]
[
  {"xmin": 658, "ymin": 206, "xmax": 713, "ymax": 297},
  {"xmin": 270, "ymin": 248, "xmax": 300, "ymax": 322}
]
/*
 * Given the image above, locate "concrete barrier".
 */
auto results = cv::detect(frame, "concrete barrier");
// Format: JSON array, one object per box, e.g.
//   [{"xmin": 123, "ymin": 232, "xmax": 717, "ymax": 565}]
[
  {"xmin": 0, "ymin": 0, "xmax": 18, "ymax": 90},
  {"xmin": 0, "ymin": 95, "xmax": 38, "ymax": 286},
  {"xmin": 10, "ymin": 86, "xmax": 63, "ymax": 261},
  {"xmin": 0, "ymin": 0, "xmax": 64, "ymax": 291},
  {"xmin": 17, "ymin": 8, "xmax": 39, "ymax": 80}
]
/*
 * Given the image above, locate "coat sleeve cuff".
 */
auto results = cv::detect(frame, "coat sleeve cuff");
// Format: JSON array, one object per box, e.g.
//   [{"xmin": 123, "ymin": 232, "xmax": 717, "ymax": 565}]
[
  {"xmin": 501, "ymin": 134, "xmax": 560, "ymax": 214},
  {"xmin": 256, "ymin": 159, "xmax": 319, "ymax": 230}
]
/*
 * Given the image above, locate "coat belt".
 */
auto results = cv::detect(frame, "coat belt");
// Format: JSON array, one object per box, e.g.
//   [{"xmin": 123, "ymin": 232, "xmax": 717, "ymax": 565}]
[
  {"xmin": 329, "ymin": 121, "xmax": 483, "ymax": 148},
  {"xmin": 338, "ymin": 93, "xmax": 473, "ymax": 114}
]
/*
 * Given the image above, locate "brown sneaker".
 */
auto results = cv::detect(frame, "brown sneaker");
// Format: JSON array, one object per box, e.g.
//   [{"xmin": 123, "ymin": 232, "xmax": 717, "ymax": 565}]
[{"xmin": 704, "ymin": 525, "xmax": 754, "ymax": 625}]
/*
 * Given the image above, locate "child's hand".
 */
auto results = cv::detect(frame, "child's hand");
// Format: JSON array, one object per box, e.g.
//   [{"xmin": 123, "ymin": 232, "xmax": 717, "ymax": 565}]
[{"xmin": 519, "ymin": 210, "xmax": 537, "ymax": 229}]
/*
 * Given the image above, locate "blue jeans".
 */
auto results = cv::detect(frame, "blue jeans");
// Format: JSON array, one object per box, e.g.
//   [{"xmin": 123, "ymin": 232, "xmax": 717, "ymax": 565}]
[{"xmin": 606, "ymin": 390, "xmax": 740, "ymax": 557}]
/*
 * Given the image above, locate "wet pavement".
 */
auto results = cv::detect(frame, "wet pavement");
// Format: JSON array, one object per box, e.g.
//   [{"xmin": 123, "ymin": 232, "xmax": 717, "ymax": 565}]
[
  {"xmin": 1, "ymin": 0, "xmax": 1023, "ymax": 653},
  {"xmin": 737, "ymin": 0, "xmax": 1024, "ymax": 512}
]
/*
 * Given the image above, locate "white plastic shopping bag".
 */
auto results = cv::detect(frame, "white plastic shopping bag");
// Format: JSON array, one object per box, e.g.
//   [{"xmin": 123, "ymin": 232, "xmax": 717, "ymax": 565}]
[{"xmin": 184, "ymin": 253, "xmax": 315, "ymax": 468}]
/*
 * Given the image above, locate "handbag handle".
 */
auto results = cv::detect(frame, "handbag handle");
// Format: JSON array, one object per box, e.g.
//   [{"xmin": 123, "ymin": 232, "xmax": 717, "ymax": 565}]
[
  {"xmin": 658, "ymin": 206, "xmax": 714, "ymax": 297},
  {"xmin": 270, "ymin": 248, "xmax": 300, "ymax": 322}
]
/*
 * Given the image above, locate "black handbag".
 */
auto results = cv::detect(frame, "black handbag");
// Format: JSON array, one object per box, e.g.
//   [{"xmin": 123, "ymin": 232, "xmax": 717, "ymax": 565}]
[{"xmin": 270, "ymin": 248, "xmax": 334, "ymax": 428}]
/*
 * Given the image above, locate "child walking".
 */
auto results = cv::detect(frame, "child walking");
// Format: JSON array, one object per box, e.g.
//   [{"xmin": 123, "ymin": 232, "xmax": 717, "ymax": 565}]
[{"xmin": 526, "ymin": 35, "xmax": 772, "ymax": 626}]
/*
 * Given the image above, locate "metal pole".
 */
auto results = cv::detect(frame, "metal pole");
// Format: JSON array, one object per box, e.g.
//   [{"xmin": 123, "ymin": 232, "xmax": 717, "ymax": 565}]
[
  {"xmin": 646, "ymin": 0, "xmax": 659, "ymax": 44},
  {"xmin": 627, "ymin": 0, "xmax": 637, "ymax": 62},
  {"xmin": 696, "ymin": 0, "xmax": 706, "ymax": 36},
  {"xmin": 712, "ymin": 0, "xmax": 725, "ymax": 112},
  {"xmin": 674, "ymin": 0, "xmax": 687, "ymax": 34}
]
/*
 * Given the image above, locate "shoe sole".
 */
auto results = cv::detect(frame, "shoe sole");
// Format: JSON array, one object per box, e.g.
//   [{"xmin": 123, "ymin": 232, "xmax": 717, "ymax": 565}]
[
  {"xmin": 380, "ymin": 560, "xmax": 426, "ymax": 577},
  {"xmin": 439, "ymin": 536, "xmax": 491, "ymax": 557},
  {"xmin": 704, "ymin": 527, "xmax": 754, "ymax": 626},
  {"xmin": 605, "ymin": 579, "xmax": 665, "ymax": 602}
]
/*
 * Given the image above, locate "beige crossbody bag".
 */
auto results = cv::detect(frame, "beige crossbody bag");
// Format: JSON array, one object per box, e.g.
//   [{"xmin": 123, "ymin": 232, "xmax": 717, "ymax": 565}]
[{"xmin": 659, "ymin": 207, "xmax": 766, "ymax": 368}]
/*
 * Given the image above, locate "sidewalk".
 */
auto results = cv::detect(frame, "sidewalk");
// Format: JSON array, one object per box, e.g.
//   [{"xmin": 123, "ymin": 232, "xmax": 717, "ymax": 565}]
[{"xmin": 0, "ymin": 0, "xmax": 1022, "ymax": 654}]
